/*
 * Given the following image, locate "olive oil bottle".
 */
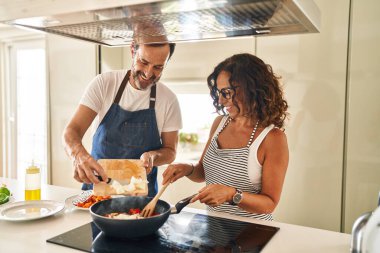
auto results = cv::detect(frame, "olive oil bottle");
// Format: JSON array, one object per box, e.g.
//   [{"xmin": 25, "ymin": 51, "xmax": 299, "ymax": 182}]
[{"xmin": 25, "ymin": 163, "xmax": 41, "ymax": 201}]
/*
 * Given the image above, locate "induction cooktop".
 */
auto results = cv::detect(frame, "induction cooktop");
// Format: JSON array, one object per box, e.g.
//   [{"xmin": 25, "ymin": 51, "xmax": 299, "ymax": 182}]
[{"xmin": 47, "ymin": 211, "xmax": 279, "ymax": 253}]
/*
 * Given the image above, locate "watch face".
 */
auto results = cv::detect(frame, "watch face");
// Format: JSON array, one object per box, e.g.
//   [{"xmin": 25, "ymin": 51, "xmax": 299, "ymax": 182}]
[{"xmin": 233, "ymin": 192, "xmax": 242, "ymax": 204}]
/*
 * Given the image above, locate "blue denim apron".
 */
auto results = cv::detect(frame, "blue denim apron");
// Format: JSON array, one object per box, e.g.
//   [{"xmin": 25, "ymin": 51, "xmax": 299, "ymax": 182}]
[{"xmin": 82, "ymin": 71, "xmax": 162, "ymax": 197}]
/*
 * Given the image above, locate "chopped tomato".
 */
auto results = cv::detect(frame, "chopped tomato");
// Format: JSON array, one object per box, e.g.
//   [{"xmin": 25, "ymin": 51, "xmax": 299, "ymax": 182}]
[
  {"xmin": 75, "ymin": 194, "xmax": 111, "ymax": 208},
  {"xmin": 128, "ymin": 208, "xmax": 141, "ymax": 215}
]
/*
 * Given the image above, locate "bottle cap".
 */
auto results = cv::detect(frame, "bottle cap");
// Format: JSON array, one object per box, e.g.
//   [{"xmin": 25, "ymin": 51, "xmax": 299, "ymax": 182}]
[{"xmin": 26, "ymin": 165, "xmax": 40, "ymax": 174}]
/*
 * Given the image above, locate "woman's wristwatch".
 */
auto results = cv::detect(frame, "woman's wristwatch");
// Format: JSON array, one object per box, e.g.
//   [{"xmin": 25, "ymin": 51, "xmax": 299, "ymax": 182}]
[{"xmin": 231, "ymin": 189, "xmax": 243, "ymax": 206}]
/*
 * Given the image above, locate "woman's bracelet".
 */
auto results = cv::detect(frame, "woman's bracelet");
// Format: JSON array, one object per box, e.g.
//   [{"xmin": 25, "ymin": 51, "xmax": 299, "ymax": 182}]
[{"xmin": 186, "ymin": 164, "xmax": 195, "ymax": 177}]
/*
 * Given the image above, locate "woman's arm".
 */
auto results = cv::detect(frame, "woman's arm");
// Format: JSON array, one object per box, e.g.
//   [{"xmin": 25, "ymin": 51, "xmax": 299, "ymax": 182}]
[
  {"xmin": 162, "ymin": 115, "xmax": 224, "ymax": 184},
  {"xmin": 238, "ymin": 128, "xmax": 289, "ymax": 213}
]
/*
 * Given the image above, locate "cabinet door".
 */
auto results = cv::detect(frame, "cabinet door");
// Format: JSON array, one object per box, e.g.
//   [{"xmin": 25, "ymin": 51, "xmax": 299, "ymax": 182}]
[
  {"xmin": 345, "ymin": 0, "xmax": 380, "ymax": 233},
  {"xmin": 256, "ymin": 0, "xmax": 350, "ymax": 231},
  {"xmin": 48, "ymin": 34, "xmax": 97, "ymax": 188}
]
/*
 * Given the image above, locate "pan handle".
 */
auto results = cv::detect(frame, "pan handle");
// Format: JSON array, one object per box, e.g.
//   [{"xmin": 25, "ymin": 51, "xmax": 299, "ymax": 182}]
[{"xmin": 171, "ymin": 194, "xmax": 197, "ymax": 214}]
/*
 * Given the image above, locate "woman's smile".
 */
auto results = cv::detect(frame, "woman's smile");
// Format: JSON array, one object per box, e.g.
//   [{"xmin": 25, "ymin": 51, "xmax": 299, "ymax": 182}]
[{"xmin": 224, "ymin": 105, "xmax": 232, "ymax": 113}]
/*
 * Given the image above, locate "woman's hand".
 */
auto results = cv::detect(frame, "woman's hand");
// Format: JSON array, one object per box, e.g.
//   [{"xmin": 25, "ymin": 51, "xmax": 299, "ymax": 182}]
[
  {"xmin": 190, "ymin": 184, "xmax": 236, "ymax": 207},
  {"xmin": 162, "ymin": 163, "xmax": 193, "ymax": 185}
]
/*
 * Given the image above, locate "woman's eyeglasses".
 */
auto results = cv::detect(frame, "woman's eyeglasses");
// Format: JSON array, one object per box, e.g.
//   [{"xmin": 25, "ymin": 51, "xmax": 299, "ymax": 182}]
[{"xmin": 214, "ymin": 87, "xmax": 236, "ymax": 99}]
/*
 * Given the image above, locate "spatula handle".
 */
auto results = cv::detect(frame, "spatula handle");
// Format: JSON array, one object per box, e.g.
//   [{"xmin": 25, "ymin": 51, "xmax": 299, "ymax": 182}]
[{"xmin": 153, "ymin": 182, "xmax": 169, "ymax": 201}]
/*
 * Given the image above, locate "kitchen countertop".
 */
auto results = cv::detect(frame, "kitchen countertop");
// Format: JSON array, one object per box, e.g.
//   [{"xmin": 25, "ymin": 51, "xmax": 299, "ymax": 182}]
[{"xmin": 0, "ymin": 177, "xmax": 351, "ymax": 253}]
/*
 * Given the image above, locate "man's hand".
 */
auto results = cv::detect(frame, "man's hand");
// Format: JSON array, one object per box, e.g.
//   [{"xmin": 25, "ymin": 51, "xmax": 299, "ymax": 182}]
[
  {"xmin": 72, "ymin": 147, "xmax": 107, "ymax": 184},
  {"xmin": 140, "ymin": 152, "xmax": 155, "ymax": 174}
]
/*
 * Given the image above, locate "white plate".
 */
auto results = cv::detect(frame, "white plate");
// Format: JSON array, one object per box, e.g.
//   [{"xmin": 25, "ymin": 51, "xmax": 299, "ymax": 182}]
[
  {"xmin": 70, "ymin": 190, "xmax": 93, "ymax": 211},
  {"xmin": 0, "ymin": 200, "xmax": 65, "ymax": 221},
  {"xmin": 68, "ymin": 191, "xmax": 121, "ymax": 211}
]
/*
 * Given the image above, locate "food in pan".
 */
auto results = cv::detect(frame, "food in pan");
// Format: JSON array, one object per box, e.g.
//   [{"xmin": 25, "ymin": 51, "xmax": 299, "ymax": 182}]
[{"xmin": 104, "ymin": 208, "xmax": 158, "ymax": 219}]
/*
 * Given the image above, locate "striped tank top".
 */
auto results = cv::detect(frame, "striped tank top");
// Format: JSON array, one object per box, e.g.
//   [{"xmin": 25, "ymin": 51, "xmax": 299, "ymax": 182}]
[{"xmin": 203, "ymin": 116, "xmax": 274, "ymax": 221}]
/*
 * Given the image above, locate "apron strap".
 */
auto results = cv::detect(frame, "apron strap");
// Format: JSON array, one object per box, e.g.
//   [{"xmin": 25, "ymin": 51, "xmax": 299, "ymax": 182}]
[
  {"xmin": 149, "ymin": 84, "xmax": 157, "ymax": 109},
  {"xmin": 114, "ymin": 70, "xmax": 130, "ymax": 104}
]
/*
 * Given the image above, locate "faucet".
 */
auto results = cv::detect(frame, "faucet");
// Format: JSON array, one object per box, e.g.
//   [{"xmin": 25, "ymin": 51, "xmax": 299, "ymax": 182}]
[
  {"xmin": 351, "ymin": 192, "xmax": 380, "ymax": 253},
  {"xmin": 350, "ymin": 212, "xmax": 372, "ymax": 253}
]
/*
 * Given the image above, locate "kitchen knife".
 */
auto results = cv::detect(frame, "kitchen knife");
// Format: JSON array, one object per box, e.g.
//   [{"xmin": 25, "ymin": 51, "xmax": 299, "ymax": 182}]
[
  {"xmin": 95, "ymin": 175, "xmax": 129, "ymax": 187},
  {"xmin": 95, "ymin": 175, "xmax": 113, "ymax": 184}
]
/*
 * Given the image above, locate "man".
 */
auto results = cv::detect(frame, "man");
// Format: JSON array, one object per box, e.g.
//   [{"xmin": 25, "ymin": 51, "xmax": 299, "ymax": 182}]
[{"xmin": 62, "ymin": 41, "xmax": 182, "ymax": 197}]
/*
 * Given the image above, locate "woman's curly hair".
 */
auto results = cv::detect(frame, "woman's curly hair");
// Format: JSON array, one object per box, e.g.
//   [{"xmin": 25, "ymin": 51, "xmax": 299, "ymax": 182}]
[{"xmin": 207, "ymin": 53, "xmax": 289, "ymax": 129}]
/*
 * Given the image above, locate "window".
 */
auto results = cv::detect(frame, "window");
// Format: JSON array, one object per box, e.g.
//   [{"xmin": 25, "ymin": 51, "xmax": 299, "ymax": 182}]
[
  {"xmin": 2, "ymin": 39, "xmax": 48, "ymax": 183},
  {"xmin": 165, "ymin": 81, "xmax": 216, "ymax": 155},
  {"xmin": 177, "ymin": 94, "xmax": 215, "ymax": 143}
]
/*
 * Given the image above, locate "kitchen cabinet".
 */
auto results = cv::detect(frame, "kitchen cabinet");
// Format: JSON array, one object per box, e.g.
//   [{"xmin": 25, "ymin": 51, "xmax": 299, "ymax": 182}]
[
  {"xmin": 344, "ymin": 0, "xmax": 380, "ymax": 233},
  {"xmin": 256, "ymin": 0, "xmax": 380, "ymax": 233},
  {"xmin": 47, "ymin": 33, "xmax": 97, "ymax": 189},
  {"xmin": 256, "ymin": 0, "xmax": 350, "ymax": 232}
]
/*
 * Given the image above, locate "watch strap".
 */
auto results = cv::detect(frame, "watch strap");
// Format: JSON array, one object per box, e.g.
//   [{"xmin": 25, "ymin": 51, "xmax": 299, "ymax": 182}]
[{"xmin": 229, "ymin": 240, "xmax": 242, "ymax": 253}]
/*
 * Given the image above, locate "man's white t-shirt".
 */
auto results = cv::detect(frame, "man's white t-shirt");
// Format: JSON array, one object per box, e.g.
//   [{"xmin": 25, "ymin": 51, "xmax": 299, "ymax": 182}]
[{"xmin": 80, "ymin": 70, "xmax": 182, "ymax": 135}]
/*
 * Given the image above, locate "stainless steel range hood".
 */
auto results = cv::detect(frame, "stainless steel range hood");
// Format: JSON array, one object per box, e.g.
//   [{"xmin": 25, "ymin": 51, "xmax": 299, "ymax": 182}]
[{"xmin": 1, "ymin": 0, "xmax": 320, "ymax": 46}]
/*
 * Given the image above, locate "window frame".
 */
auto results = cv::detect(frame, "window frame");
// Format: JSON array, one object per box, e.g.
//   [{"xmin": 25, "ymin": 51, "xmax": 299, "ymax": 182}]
[{"xmin": 0, "ymin": 35, "xmax": 50, "ymax": 183}]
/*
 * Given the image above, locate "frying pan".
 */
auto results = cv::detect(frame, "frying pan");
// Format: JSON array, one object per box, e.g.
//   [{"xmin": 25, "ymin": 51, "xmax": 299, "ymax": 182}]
[{"xmin": 90, "ymin": 195, "xmax": 194, "ymax": 239}]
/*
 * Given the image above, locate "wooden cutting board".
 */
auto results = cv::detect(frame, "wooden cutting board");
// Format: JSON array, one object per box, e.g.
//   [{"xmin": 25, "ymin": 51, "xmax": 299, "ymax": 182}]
[{"xmin": 93, "ymin": 159, "xmax": 148, "ymax": 196}]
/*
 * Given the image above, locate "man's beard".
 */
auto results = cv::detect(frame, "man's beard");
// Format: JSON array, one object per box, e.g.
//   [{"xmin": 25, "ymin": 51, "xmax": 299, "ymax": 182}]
[{"xmin": 131, "ymin": 68, "xmax": 159, "ymax": 91}]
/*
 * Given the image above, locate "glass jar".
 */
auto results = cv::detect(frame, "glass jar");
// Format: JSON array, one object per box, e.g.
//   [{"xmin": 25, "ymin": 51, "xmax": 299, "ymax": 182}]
[{"xmin": 25, "ymin": 164, "xmax": 41, "ymax": 200}]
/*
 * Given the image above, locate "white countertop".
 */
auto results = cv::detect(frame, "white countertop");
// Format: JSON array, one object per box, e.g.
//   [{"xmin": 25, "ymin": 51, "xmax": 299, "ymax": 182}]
[{"xmin": 0, "ymin": 177, "xmax": 351, "ymax": 253}]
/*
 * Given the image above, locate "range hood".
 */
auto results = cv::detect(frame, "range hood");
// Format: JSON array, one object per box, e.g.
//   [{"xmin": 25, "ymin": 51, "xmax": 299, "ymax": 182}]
[{"xmin": 0, "ymin": 0, "xmax": 320, "ymax": 46}]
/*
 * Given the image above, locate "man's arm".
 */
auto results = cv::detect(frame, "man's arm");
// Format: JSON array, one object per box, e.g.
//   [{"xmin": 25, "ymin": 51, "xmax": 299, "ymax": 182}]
[
  {"xmin": 62, "ymin": 104, "xmax": 107, "ymax": 184},
  {"xmin": 140, "ymin": 131, "xmax": 178, "ymax": 173}
]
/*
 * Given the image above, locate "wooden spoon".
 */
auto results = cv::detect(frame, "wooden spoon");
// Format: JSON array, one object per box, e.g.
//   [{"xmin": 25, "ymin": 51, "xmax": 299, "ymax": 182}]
[{"xmin": 141, "ymin": 183, "xmax": 170, "ymax": 217}]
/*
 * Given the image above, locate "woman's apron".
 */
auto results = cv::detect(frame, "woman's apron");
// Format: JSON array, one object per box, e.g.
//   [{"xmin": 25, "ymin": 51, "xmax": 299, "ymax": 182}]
[{"xmin": 82, "ymin": 71, "xmax": 162, "ymax": 197}]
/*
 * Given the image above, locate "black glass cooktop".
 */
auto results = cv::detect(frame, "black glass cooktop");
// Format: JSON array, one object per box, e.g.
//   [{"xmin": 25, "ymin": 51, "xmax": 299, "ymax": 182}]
[{"xmin": 47, "ymin": 212, "xmax": 279, "ymax": 253}]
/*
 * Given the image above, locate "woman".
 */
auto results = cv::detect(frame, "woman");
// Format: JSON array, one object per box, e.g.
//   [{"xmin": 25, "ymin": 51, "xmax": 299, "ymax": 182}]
[{"xmin": 163, "ymin": 53, "xmax": 289, "ymax": 220}]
